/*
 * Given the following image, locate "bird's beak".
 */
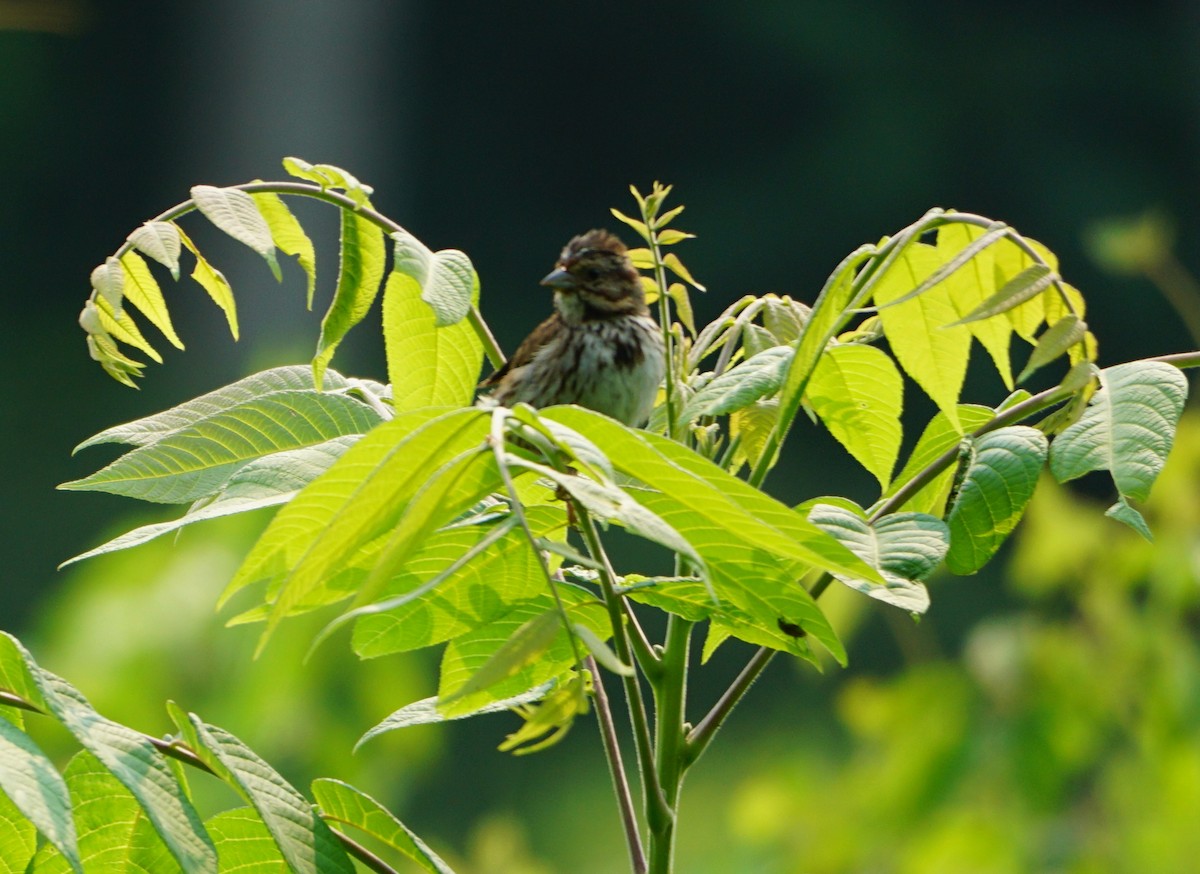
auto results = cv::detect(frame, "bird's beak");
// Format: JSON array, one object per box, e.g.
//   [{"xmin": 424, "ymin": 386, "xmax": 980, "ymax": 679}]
[{"xmin": 540, "ymin": 268, "xmax": 576, "ymax": 290}]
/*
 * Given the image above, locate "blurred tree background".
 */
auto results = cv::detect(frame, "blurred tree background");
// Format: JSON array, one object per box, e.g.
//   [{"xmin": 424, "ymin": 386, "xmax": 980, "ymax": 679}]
[{"xmin": 2, "ymin": 1, "xmax": 1198, "ymax": 871}]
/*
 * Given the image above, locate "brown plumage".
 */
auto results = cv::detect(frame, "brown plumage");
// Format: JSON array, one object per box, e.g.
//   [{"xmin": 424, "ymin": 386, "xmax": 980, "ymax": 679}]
[{"xmin": 481, "ymin": 230, "xmax": 665, "ymax": 426}]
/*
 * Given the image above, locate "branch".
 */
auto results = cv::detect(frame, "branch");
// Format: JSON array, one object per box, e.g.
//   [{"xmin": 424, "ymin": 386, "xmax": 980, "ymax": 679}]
[{"xmin": 588, "ymin": 656, "xmax": 646, "ymax": 874}]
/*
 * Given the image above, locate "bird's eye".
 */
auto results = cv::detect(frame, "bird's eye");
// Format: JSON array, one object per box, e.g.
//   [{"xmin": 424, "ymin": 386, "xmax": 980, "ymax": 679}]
[{"xmin": 583, "ymin": 266, "xmax": 601, "ymax": 281}]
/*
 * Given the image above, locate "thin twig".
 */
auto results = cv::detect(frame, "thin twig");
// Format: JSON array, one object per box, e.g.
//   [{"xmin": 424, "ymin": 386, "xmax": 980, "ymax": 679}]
[{"xmin": 588, "ymin": 656, "xmax": 647, "ymax": 874}]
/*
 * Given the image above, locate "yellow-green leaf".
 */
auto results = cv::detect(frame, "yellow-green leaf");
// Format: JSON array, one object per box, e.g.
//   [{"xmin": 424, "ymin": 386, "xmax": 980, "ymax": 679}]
[
  {"xmin": 250, "ymin": 191, "xmax": 317, "ymax": 308},
  {"xmin": 126, "ymin": 221, "xmax": 181, "ymax": 279},
  {"xmin": 120, "ymin": 250, "xmax": 183, "ymax": 350},
  {"xmin": 177, "ymin": 224, "xmax": 238, "ymax": 340},
  {"xmin": 314, "ymin": 211, "xmax": 386, "ymax": 386}
]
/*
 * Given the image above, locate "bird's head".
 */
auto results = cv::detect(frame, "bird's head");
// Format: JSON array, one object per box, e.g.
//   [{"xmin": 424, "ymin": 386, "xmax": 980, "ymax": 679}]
[{"xmin": 541, "ymin": 229, "xmax": 646, "ymax": 322}]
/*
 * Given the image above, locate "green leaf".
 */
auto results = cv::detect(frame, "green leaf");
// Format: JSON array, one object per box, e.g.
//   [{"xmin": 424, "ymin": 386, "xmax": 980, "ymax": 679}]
[
  {"xmin": 121, "ymin": 250, "xmax": 184, "ymax": 349},
  {"xmin": 875, "ymin": 240, "xmax": 971, "ymax": 430},
  {"xmin": 61, "ymin": 436, "xmax": 358, "ymax": 566},
  {"xmin": 0, "ymin": 785, "xmax": 37, "ymax": 874},
  {"xmin": 946, "ymin": 426, "xmax": 1048, "ymax": 574},
  {"xmin": 206, "ymin": 808, "xmax": 289, "ymax": 871},
  {"xmin": 177, "ymin": 224, "xmax": 239, "ymax": 340},
  {"xmin": 383, "ymin": 268, "xmax": 483, "ymax": 411},
  {"xmin": 609, "ymin": 207, "xmax": 649, "ymax": 239},
  {"xmin": 663, "ymin": 252, "xmax": 705, "ymax": 290},
  {"xmin": 1049, "ymin": 361, "xmax": 1188, "ymax": 502},
  {"xmin": 74, "ymin": 365, "xmax": 345, "ymax": 451},
  {"xmin": 0, "ymin": 634, "xmax": 215, "ymax": 873},
  {"xmin": 356, "ymin": 684, "xmax": 553, "ymax": 749},
  {"xmin": 949, "ymin": 263, "xmax": 1056, "ymax": 326},
  {"xmin": 437, "ymin": 593, "xmax": 606, "ymax": 717},
  {"xmin": 807, "ymin": 504, "xmax": 948, "ymax": 613},
  {"xmin": 90, "ymin": 256, "xmax": 125, "ymax": 311},
  {"xmin": 1018, "ymin": 315, "xmax": 1087, "ymax": 382},
  {"xmin": 30, "ymin": 752, "xmax": 182, "ymax": 874},
  {"xmin": 351, "ymin": 505, "xmax": 564, "ymax": 658},
  {"xmin": 543, "ymin": 409, "xmax": 877, "ymax": 664},
  {"xmin": 250, "ymin": 191, "xmax": 317, "ymax": 307},
  {"xmin": 1105, "ymin": 495, "xmax": 1154, "ymax": 542},
  {"xmin": 223, "ymin": 409, "xmax": 491, "ymax": 638},
  {"xmin": 282, "ymin": 157, "xmax": 374, "ymax": 205},
  {"xmin": 127, "ymin": 221, "xmax": 182, "ymax": 280},
  {"xmin": 0, "ymin": 717, "xmax": 79, "ymax": 872},
  {"xmin": 168, "ymin": 704, "xmax": 352, "ymax": 874},
  {"xmin": 937, "ymin": 223, "xmax": 1014, "ymax": 389},
  {"xmin": 95, "ymin": 289, "xmax": 162, "ymax": 363},
  {"xmin": 806, "ymin": 343, "xmax": 903, "ymax": 489},
  {"xmin": 191, "ymin": 185, "xmax": 281, "ymax": 281},
  {"xmin": 881, "ymin": 404, "xmax": 995, "ymax": 515},
  {"xmin": 573, "ymin": 623, "xmax": 634, "ymax": 676},
  {"xmin": 60, "ymin": 391, "xmax": 381, "ymax": 504},
  {"xmin": 312, "ymin": 780, "xmax": 455, "ymax": 874},
  {"xmin": 390, "ymin": 229, "xmax": 477, "ymax": 327},
  {"xmin": 729, "ymin": 399, "xmax": 780, "ymax": 473},
  {"xmin": 682, "ymin": 346, "xmax": 793, "ymax": 419},
  {"xmin": 314, "ymin": 210, "xmax": 386, "ymax": 386}
]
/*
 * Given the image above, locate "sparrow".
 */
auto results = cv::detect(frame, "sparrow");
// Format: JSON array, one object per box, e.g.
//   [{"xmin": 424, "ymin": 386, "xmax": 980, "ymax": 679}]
[{"xmin": 481, "ymin": 229, "xmax": 664, "ymax": 427}]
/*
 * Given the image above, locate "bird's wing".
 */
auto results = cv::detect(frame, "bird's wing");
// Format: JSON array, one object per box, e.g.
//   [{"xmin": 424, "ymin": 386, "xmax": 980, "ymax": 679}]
[{"xmin": 478, "ymin": 312, "xmax": 563, "ymax": 388}]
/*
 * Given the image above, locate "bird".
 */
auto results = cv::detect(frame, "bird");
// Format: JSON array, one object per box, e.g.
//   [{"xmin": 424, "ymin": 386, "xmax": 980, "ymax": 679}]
[{"xmin": 480, "ymin": 229, "xmax": 665, "ymax": 427}]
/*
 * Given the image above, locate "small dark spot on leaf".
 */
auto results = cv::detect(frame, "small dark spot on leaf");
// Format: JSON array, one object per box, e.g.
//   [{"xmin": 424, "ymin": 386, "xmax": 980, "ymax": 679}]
[{"xmin": 777, "ymin": 618, "xmax": 805, "ymax": 638}]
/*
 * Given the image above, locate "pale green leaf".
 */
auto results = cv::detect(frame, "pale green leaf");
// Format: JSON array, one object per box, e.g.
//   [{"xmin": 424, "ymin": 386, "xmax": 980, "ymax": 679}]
[
  {"xmin": 729, "ymin": 399, "xmax": 780, "ymax": 473},
  {"xmin": 992, "ymin": 237, "xmax": 1057, "ymax": 342},
  {"xmin": 656, "ymin": 228, "xmax": 694, "ymax": 246},
  {"xmin": 573, "ymin": 623, "xmax": 634, "ymax": 676},
  {"xmin": 667, "ymin": 281, "xmax": 696, "ymax": 334},
  {"xmin": 807, "ymin": 504, "xmax": 948, "ymax": 613},
  {"xmin": 662, "ymin": 251, "xmax": 705, "ymax": 290},
  {"xmin": 875, "ymin": 240, "xmax": 971, "ymax": 430},
  {"xmin": 177, "ymin": 224, "xmax": 239, "ymax": 339},
  {"xmin": 442, "ymin": 609, "xmax": 561, "ymax": 706},
  {"xmin": 391, "ymin": 229, "xmax": 476, "ymax": 327},
  {"xmin": 74, "ymin": 365, "xmax": 345, "ymax": 451},
  {"xmin": 168, "ymin": 705, "xmax": 352, "ymax": 874},
  {"xmin": 60, "ymin": 392, "xmax": 381, "ymax": 503},
  {"xmin": 61, "ymin": 436, "xmax": 358, "ymax": 566},
  {"xmin": 1105, "ymin": 496, "xmax": 1154, "ymax": 542},
  {"xmin": 191, "ymin": 185, "xmax": 280, "ymax": 280},
  {"xmin": 314, "ymin": 210, "xmax": 386, "ymax": 385},
  {"xmin": 282, "ymin": 157, "xmax": 373, "ymax": 205},
  {"xmin": 0, "ymin": 717, "xmax": 78, "ymax": 872},
  {"xmin": 937, "ymin": 223, "xmax": 1014, "ymax": 389},
  {"xmin": 356, "ymin": 684, "xmax": 553, "ymax": 749},
  {"xmin": 90, "ymin": 256, "xmax": 125, "ymax": 310},
  {"xmin": 682, "ymin": 346, "xmax": 793, "ymax": 420},
  {"xmin": 250, "ymin": 191, "xmax": 317, "ymax": 307},
  {"xmin": 946, "ymin": 426, "xmax": 1048, "ymax": 574},
  {"xmin": 312, "ymin": 780, "xmax": 455, "ymax": 874},
  {"xmin": 127, "ymin": 221, "xmax": 182, "ymax": 279},
  {"xmin": 806, "ymin": 343, "xmax": 903, "ymax": 489},
  {"xmin": 383, "ymin": 269, "xmax": 483, "ymax": 411},
  {"xmin": 95, "ymin": 290, "xmax": 162, "ymax": 363},
  {"xmin": 1049, "ymin": 360, "xmax": 1188, "ymax": 502},
  {"xmin": 949, "ymin": 263, "xmax": 1056, "ymax": 326},
  {"xmin": 609, "ymin": 207, "xmax": 649, "ymax": 239}
]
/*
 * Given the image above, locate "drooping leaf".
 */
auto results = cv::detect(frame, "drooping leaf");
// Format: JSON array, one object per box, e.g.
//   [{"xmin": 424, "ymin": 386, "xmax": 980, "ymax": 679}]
[
  {"xmin": 356, "ymin": 684, "xmax": 553, "ymax": 749},
  {"xmin": 90, "ymin": 256, "xmax": 125, "ymax": 311},
  {"xmin": 383, "ymin": 267, "xmax": 483, "ymax": 411},
  {"xmin": 120, "ymin": 250, "xmax": 184, "ymax": 349},
  {"xmin": 875, "ymin": 240, "xmax": 972, "ymax": 431},
  {"xmin": 313, "ymin": 210, "xmax": 386, "ymax": 386},
  {"xmin": 312, "ymin": 780, "xmax": 455, "ymax": 874},
  {"xmin": 250, "ymin": 191, "xmax": 317, "ymax": 307},
  {"xmin": 1019, "ymin": 314, "xmax": 1087, "ymax": 382},
  {"xmin": 95, "ymin": 290, "xmax": 162, "ymax": 363},
  {"xmin": 191, "ymin": 185, "xmax": 281, "ymax": 281},
  {"xmin": 60, "ymin": 391, "xmax": 381, "ymax": 504},
  {"xmin": 1049, "ymin": 361, "xmax": 1188, "ymax": 502},
  {"xmin": 807, "ymin": 503, "xmax": 947, "ymax": 613},
  {"xmin": 806, "ymin": 343, "xmax": 903, "ymax": 489},
  {"xmin": 127, "ymin": 221, "xmax": 182, "ymax": 279},
  {"xmin": 950, "ymin": 263, "xmax": 1056, "ymax": 327},
  {"xmin": 390, "ymin": 229, "xmax": 476, "ymax": 327},
  {"xmin": 177, "ymin": 224, "xmax": 238, "ymax": 340},
  {"xmin": 0, "ymin": 634, "xmax": 215, "ymax": 873},
  {"xmin": 61, "ymin": 436, "xmax": 359, "ymax": 566},
  {"xmin": 946, "ymin": 426, "xmax": 1048, "ymax": 574},
  {"xmin": 0, "ymin": 717, "xmax": 79, "ymax": 872},
  {"xmin": 937, "ymin": 223, "xmax": 1014, "ymax": 389},
  {"xmin": 168, "ymin": 704, "xmax": 352, "ymax": 874}
]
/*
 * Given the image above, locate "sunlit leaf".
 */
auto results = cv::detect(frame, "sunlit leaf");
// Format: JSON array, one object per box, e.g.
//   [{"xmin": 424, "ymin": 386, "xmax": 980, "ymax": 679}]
[
  {"xmin": 250, "ymin": 191, "xmax": 317, "ymax": 307},
  {"xmin": 881, "ymin": 405, "xmax": 995, "ymax": 516},
  {"xmin": 1019, "ymin": 314, "xmax": 1087, "ymax": 382},
  {"xmin": 946, "ymin": 426, "xmax": 1048, "ymax": 574},
  {"xmin": 0, "ymin": 717, "xmax": 78, "ymax": 872},
  {"xmin": 120, "ymin": 250, "xmax": 184, "ymax": 349},
  {"xmin": 390, "ymin": 229, "xmax": 476, "ymax": 327},
  {"xmin": 127, "ymin": 221, "xmax": 182, "ymax": 280},
  {"xmin": 682, "ymin": 346, "xmax": 792, "ymax": 420},
  {"xmin": 314, "ymin": 210, "xmax": 386, "ymax": 386},
  {"xmin": 191, "ymin": 185, "xmax": 281, "ymax": 280},
  {"xmin": 282, "ymin": 157, "xmax": 374, "ymax": 205},
  {"xmin": 177, "ymin": 224, "xmax": 238, "ymax": 340}
]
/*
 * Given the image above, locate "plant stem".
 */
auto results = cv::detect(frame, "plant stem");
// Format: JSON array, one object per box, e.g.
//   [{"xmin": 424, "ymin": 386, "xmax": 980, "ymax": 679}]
[
  {"xmin": 588, "ymin": 656, "xmax": 647, "ymax": 874},
  {"xmin": 647, "ymin": 614, "xmax": 693, "ymax": 872},
  {"xmin": 575, "ymin": 506, "xmax": 671, "ymax": 838}
]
